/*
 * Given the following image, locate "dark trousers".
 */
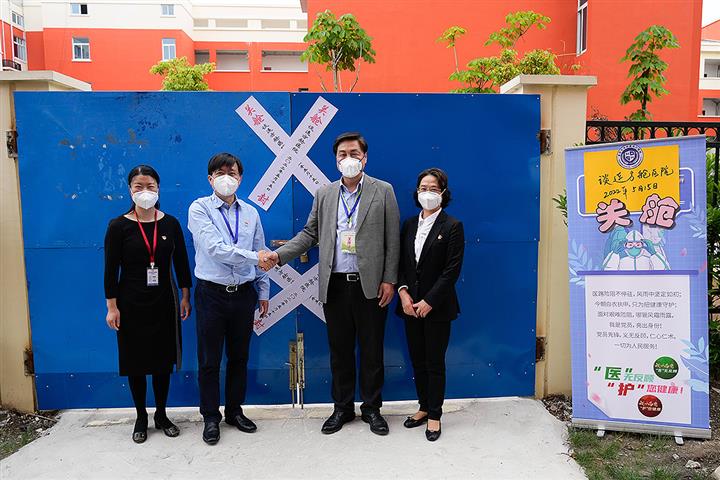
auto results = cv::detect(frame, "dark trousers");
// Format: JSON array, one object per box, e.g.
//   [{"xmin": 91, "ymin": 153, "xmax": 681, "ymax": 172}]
[
  {"xmin": 322, "ymin": 273, "xmax": 388, "ymax": 414},
  {"xmin": 404, "ymin": 317, "xmax": 452, "ymax": 420},
  {"xmin": 195, "ymin": 280, "xmax": 257, "ymax": 423}
]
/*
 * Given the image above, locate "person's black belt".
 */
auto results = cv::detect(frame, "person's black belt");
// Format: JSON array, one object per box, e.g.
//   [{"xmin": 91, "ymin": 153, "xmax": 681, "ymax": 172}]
[
  {"xmin": 331, "ymin": 272, "xmax": 360, "ymax": 282},
  {"xmin": 198, "ymin": 278, "xmax": 253, "ymax": 294}
]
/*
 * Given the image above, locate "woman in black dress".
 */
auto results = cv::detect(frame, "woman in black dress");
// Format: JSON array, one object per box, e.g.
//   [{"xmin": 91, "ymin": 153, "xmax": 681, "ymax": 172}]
[
  {"xmin": 104, "ymin": 165, "xmax": 192, "ymax": 443},
  {"xmin": 397, "ymin": 168, "xmax": 464, "ymax": 442}
]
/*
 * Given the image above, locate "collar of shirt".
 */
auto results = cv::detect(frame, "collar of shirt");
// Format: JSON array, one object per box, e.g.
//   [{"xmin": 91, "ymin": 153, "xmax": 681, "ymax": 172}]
[
  {"xmin": 340, "ymin": 173, "xmax": 365, "ymax": 195},
  {"xmin": 210, "ymin": 193, "xmax": 241, "ymax": 211},
  {"xmin": 418, "ymin": 208, "xmax": 442, "ymax": 227}
]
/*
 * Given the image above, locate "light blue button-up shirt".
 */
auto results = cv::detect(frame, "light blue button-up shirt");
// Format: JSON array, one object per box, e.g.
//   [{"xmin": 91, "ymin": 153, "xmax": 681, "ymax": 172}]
[
  {"xmin": 188, "ymin": 193, "xmax": 269, "ymax": 300},
  {"xmin": 332, "ymin": 176, "xmax": 363, "ymax": 273}
]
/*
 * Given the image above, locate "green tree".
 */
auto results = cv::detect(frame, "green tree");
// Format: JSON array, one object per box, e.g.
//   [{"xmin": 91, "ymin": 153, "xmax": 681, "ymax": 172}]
[
  {"xmin": 301, "ymin": 10, "xmax": 376, "ymax": 92},
  {"xmin": 446, "ymin": 11, "xmax": 559, "ymax": 93},
  {"xmin": 150, "ymin": 57, "xmax": 215, "ymax": 91},
  {"xmin": 619, "ymin": 25, "xmax": 679, "ymax": 121},
  {"xmin": 437, "ymin": 26, "xmax": 466, "ymax": 73}
]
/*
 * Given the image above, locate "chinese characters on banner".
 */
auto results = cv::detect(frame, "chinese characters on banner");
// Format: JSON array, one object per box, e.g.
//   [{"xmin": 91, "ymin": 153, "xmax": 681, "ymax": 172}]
[
  {"xmin": 565, "ymin": 136, "xmax": 710, "ymax": 438},
  {"xmin": 236, "ymin": 96, "xmax": 338, "ymax": 335},
  {"xmin": 236, "ymin": 96, "xmax": 336, "ymax": 210}
]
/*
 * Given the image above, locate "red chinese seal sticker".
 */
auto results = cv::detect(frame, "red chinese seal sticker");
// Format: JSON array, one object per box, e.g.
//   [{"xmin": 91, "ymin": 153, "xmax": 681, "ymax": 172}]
[{"xmin": 637, "ymin": 395, "xmax": 662, "ymax": 418}]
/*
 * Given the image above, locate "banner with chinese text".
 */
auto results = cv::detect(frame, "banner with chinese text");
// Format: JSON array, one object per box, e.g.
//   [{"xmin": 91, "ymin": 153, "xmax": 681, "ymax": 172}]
[{"xmin": 566, "ymin": 136, "xmax": 710, "ymax": 438}]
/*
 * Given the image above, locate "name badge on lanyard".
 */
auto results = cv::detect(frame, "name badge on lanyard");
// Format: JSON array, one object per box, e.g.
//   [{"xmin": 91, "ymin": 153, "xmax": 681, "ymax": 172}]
[
  {"xmin": 340, "ymin": 186, "xmax": 361, "ymax": 255},
  {"xmin": 134, "ymin": 208, "xmax": 159, "ymax": 287}
]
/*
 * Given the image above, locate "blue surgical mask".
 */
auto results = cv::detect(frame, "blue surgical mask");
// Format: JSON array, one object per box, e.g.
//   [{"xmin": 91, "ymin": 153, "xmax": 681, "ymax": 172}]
[{"xmin": 627, "ymin": 247, "xmax": 642, "ymax": 257}]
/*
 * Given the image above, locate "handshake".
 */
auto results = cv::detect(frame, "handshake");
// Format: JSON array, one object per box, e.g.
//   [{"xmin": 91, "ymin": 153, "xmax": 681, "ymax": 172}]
[{"xmin": 257, "ymin": 250, "xmax": 280, "ymax": 272}]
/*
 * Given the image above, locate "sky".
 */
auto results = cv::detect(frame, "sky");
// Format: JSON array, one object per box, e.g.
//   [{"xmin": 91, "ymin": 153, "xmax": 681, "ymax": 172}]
[{"xmin": 704, "ymin": 0, "xmax": 720, "ymax": 26}]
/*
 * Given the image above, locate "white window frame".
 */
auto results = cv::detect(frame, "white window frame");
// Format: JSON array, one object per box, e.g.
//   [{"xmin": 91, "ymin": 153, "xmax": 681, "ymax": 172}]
[
  {"xmin": 70, "ymin": 3, "xmax": 89, "ymax": 16},
  {"xmin": 161, "ymin": 4, "xmax": 175, "ymax": 17},
  {"xmin": 577, "ymin": 0, "xmax": 588, "ymax": 55},
  {"xmin": 13, "ymin": 35, "xmax": 26, "ymax": 63},
  {"xmin": 162, "ymin": 38, "xmax": 176, "ymax": 61},
  {"xmin": 72, "ymin": 37, "xmax": 91, "ymax": 62},
  {"xmin": 11, "ymin": 11, "xmax": 24, "ymax": 28}
]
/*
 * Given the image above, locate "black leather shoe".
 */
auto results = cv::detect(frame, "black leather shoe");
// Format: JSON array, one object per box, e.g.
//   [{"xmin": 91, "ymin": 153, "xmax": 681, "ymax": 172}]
[
  {"xmin": 425, "ymin": 426, "xmax": 442, "ymax": 442},
  {"xmin": 321, "ymin": 410, "xmax": 355, "ymax": 434},
  {"xmin": 225, "ymin": 413, "xmax": 257, "ymax": 433},
  {"xmin": 361, "ymin": 411, "xmax": 389, "ymax": 436},
  {"xmin": 132, "ymin": 415, "xmax": 148, "ymax": 444},
  {"xmin": 154, "ymin": 414, "xmax": 180, "ymax": 437},
  {"xmin": 202, "ymin": 421, "xmax": 220, "ymax": 445},
  {"xmin": 403, "ymin": 415, "xmax": 428, "ymax": 429}
]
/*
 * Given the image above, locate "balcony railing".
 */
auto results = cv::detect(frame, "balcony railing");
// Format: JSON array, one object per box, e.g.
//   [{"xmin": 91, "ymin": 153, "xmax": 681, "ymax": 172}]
[{"xmin": 2, "ymin": 59, "xmax": 22, "ymax": 71}]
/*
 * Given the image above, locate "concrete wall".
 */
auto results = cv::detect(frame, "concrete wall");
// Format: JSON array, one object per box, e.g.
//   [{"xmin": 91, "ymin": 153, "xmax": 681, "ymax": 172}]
[
  {"xmin": 0, "ymin": 70, "xmax": 90, "ymax": 413},
  {"xmin": 502, "ymin": 74, "xmax": 597, "ymax": 398}
]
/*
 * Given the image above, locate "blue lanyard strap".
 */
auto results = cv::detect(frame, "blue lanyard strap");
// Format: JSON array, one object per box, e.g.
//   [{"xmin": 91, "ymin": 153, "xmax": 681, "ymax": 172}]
[
  {"xmin": 340, "ymin": 184, "xmax": 362, "ymax": 227},
  {"xmin": 219, "ymin": 203, "xmax": 240, "ymax": 244}
]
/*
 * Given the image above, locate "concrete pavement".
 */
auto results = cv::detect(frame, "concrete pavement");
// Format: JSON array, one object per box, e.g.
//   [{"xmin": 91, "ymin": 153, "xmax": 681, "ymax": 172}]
[{"xmin": 1, "ymin": 397, "xmax": 586, "ymax": 480}]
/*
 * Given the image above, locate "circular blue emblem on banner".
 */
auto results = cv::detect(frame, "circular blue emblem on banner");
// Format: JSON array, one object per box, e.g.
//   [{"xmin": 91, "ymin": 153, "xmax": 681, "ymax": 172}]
[{"xmin": 616, "ymin": 144, "xmax": 644, "ymax": 169}]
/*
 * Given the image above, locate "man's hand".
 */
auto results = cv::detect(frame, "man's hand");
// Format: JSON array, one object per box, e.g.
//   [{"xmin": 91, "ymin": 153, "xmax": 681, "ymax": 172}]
[
  {"xmin": 258, "ymin": 250, "xmax": 279, "ymax": 272},
  {"xmin": 377, "ymin": 282, "xmax": 395, "ymax": 308},
  {"xmin": 398, "ymin": 289, "xmax": 417, "ymax": 317},
  {"xmin": 413, "ymin": 300, "xmax": 433, "ymax": 318},
  {"xmin": 258, "ymin": 300, "xmax": 269, "ymax": 317}
]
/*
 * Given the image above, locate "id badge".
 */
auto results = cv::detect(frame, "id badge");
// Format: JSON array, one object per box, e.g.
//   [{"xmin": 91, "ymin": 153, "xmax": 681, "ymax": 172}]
[
  {"xmin": 147, "ymin": 266, "xmax": 159, "ymax": 287},
  {"xmin": 340, "ymin": 230, "xmax": 357, "ymax": 254}
]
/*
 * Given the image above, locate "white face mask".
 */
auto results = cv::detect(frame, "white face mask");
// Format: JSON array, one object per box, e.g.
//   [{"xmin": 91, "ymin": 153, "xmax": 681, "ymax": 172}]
[
  {"xmin": 213, "ymin": 174, "xmax": 239, "ymax": 197},
  {"xmin": 132, "ymin": 190, "xmax": 159, "ymax": 210},
  {"xmin": 418, "ymin": 191, "xmax": 443, "ymax": 211},
  {"xmin": 338, "ymin": 157, "xmax": 363, "ymax": 178}
]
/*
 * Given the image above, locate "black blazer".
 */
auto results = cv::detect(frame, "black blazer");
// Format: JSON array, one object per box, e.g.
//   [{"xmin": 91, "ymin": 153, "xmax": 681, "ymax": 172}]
[{"xmin": 396, "ymin": 210, "xmax": 465, "ymax": 321}]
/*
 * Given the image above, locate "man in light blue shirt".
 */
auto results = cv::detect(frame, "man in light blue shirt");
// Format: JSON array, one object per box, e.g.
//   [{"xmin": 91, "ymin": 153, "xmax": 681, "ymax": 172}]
[{"xmin": 187, "ymin": 152, "xmax": 270, "ymax": 446}]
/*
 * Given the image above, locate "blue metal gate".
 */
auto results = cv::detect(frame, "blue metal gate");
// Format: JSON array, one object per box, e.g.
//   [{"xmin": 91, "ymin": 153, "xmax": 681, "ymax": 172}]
[{"xmin": 15, "ymin": 91, "xmax": 540, "ymax": 409}]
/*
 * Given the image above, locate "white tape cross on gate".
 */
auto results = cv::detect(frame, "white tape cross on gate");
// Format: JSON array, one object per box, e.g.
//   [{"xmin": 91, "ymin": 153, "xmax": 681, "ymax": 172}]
[
  {"xmin": 235, "ymin": 96, "xmax": 338, "ymax": 335},
  {"xmin": 236, "ymin": 96, "xmax": 337, "ymax": 210}
]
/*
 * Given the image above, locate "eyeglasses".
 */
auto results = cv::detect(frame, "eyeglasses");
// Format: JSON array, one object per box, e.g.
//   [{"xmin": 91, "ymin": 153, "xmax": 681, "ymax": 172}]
[{"xmin": 417, "ymin": 187, "xmax": 444, "ymax": 194}]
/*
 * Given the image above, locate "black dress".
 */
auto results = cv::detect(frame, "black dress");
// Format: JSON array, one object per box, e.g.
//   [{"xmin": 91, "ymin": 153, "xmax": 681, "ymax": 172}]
[{"xmin": 104, "ymin": 214, "xmax": 192, "ymax": 376}]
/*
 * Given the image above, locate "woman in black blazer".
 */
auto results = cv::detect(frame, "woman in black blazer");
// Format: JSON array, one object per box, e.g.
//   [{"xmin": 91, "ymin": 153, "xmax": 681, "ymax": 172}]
[{"xmin": 397, "ymin": 167, "xmax": 464, "ymax": 442}]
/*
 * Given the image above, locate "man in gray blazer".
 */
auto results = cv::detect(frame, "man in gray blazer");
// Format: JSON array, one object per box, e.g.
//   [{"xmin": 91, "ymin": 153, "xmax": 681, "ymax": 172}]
[{"xmin": 262, "ymin": 132, "xmax": 400, "ymax": 435}]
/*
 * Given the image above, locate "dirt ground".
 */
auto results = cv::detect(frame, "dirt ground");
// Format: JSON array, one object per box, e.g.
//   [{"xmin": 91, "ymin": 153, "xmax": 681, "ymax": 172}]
[
  {"xmin": 0, "ymin": 410, "xmax": 58, "ymax": 461},
  {"xmin": 543, "ymin": 382, "xmax": 720, "ymax": 480}
]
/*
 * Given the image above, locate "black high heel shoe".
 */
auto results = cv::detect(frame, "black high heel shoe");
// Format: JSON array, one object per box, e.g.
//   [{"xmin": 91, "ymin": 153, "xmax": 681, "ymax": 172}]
[
  {"xmin": 154, "ymin": 414, "xmax": 180, "ymax": 437},
  {"xmin": 132, "ymin": 415, "xmax": 148, "ymax": 443},
  {"xmin": 403, "ymin": 415, "xmax": 428, "ymax": 428}
]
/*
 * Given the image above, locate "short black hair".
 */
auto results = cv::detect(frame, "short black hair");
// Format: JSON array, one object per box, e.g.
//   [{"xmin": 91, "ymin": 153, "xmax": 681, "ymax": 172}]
[
  {"xmin": 207, "ymin": 152, "xmax": 243, "ymax": 176},
  {"xmin": 413, "ymin": 167, "xmax": 452, "ymax": 209},
  {"xmin": 333, "ymin": 132, "xmax": 368, "ymax": 155}
]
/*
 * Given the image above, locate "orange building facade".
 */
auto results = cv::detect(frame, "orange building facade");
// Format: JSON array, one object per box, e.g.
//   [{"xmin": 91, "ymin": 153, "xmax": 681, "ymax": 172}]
[{"xmin": 2, "ymin": 0, "xmax": 715, "ymax": 121}]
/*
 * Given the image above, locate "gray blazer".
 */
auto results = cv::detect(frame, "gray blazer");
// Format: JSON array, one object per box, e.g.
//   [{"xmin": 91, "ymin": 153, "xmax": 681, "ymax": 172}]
[{"xmin": 276, "ymin": 174, "xmax": 400, "ymax": 303}]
